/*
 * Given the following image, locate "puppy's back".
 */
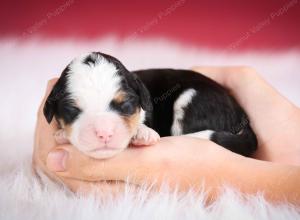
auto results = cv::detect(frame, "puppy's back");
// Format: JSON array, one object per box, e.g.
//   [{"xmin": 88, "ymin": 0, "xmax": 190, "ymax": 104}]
[{"xmin": 133, "ymin": 69, "xmax": 257, "ymax": 156}]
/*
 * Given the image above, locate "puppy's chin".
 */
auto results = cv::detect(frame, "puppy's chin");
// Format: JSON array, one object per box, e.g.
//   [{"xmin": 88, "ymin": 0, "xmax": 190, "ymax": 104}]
[
  {"xmin": 83, "ymin": 147, "xmax": 125, "ymax": 159},
  {"xmin": 73, "ymin": 137, "xmax": 132, "ymax": 159}
]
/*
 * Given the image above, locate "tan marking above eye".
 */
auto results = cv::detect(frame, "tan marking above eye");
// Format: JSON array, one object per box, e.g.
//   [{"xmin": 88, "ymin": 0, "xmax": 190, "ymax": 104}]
[{"xmin": 113, "ymin": 90, "xmax": 127, "ymax": 103}]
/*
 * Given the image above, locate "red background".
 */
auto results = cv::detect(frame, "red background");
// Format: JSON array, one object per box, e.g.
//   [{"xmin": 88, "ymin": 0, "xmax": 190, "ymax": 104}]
[{"xmin": 1, "ymin": 0, "xmax": 300, "ymax": 50}]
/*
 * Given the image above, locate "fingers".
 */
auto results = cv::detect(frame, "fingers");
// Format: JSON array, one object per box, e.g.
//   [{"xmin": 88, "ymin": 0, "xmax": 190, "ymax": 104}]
[
  {"xmin": 33, "ymin": 78, "xmax": 59, "ymax": 167},
  {"xmin": 45, "ymin": 136, "xmax": 213, "ymax": 184},
  {"xmin": 54, "ymin": 129, "xmax": 70, "ymax": 145},
  {"xmin": 37, "ymin": 78, "xmax": 59, "ymax": 117},
  {"xmin": 35, "ymin": 78, "xmax": 60, "ymax": 149},
  {"xmin": 45, "ymin": 136, "xmax": 225, "ymax": 194},
  {"xmin": 35, "ymin": 78, "xmax": 59, "ymax": 145},
  {"xmin": 46, "ymin": 144, "xmax": 145, "ymax": 183},
  {"xmin": 61, "ymin": 177, "xmax": 139, "ymax": 197}
]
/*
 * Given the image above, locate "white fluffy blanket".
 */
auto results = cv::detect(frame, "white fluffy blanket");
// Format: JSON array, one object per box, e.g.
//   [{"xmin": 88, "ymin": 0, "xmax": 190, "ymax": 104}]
[{"xmin": 0, "ymin": 38, "xmax": 299, "ymax": 219}]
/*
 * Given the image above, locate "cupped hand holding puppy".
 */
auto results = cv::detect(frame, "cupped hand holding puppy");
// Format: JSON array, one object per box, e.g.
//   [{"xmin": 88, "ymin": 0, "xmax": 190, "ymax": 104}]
[
  {"xmin": 33, "ymin": 81, "xmax": 227, "ymax": 195},
  {"xmin": 33, "ymin": 67, "xmax": 300, "ymax": 203}
]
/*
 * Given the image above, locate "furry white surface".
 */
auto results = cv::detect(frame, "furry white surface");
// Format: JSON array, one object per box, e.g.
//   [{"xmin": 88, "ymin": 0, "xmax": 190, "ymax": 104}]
[{"xmin": 0, "ymin": 38, "xmax": 300, "ymax": 219}]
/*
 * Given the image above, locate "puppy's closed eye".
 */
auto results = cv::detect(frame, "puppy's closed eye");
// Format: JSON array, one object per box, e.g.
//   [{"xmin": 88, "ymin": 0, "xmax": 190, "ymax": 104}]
[
  {"xmin": 110, "ymin": 96, "xmax": 139, "ymax": 116},
  {"xmin": 58, "ymin": 103, "xmax": 82, "ymax": 124}
]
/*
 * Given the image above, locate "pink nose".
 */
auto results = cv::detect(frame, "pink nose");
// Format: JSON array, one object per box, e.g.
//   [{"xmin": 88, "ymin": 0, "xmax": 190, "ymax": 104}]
[{"xmin": 96, "ymin": 130, "xmax": 114, "ymax": 143}]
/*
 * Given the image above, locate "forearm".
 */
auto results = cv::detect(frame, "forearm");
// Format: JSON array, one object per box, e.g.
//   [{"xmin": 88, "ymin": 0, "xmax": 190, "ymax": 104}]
[
  {"xmin": 193, "ymin": 66, "xmax": 300, "ymax": 164},
  {"xmin": 135, "ymin": 140, "xmax": 300, "ymax": 205},
  {"xmin": 42, "ymin": 136, "xmax": 300, "ymax": 204},
  {"xmin": 229, "ymin": 72, "xmax": 300, "ymax": 164},
  {"xmin": 229, "ymin": 71, "xmax": 298, "ymax": 129},
  {"xmin": 123, "ymin": 138, "xmax": 300, "ymax": 204},
  {"xmin": 35, "ymin": 75, "xmax": 300, "ymax": 203},
  {"xmin": 207, "ymin": 151, "xmax": 300, "ymax": 205}
]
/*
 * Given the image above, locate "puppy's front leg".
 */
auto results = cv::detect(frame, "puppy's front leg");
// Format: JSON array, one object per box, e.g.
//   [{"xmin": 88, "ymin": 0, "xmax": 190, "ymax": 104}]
[
  {"xmin": 131, "ymin": 124, "xmax": 160, "ymax": 146},
  {"xmin": 54, "ymin": 129, "xmax": 70, "ymax": 145}
]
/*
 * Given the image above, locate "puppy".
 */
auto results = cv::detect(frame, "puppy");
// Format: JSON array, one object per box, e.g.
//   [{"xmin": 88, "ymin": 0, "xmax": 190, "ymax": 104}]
[{"xmin": 44, "ymin": 52, "xmax": 257, "ymax": 159}]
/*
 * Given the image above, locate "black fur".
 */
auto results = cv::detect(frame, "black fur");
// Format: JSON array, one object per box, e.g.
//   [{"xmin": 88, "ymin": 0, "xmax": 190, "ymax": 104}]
[
  {"xmin": 43, "ymin": 66, "xmax": 82, "ymax": 125},
  {"xmin": 83, "ymin": 54, "xmax": 97, "ymax": 66},
  {"xmin": 133, "ymin": 69, "xmax": 258, "ymax": 157},
  {"xmin": 109, "ymin": 94, "xmax": 140, "ymax": 116},
  {"xmin": 95, "ymin": 52, "xmax": 153, "ymax": 113},
  {"xmin": 211, "ymin": 126, "xmax": 257, "ymax": 156}
]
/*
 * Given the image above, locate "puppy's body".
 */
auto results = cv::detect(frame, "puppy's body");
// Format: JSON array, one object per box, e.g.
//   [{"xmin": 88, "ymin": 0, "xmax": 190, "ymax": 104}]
[
  {"xmin": 44, "ymin": 52, "xmax": 257, "ymax": 159},
  {"xmin": 136, "ymin": 69, "xmax": 257, "ymax": 156}
]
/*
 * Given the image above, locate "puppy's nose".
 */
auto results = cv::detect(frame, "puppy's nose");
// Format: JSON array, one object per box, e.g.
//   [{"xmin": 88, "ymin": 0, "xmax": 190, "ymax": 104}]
[{"xmin": 96, "ymin": 130, "xmax": 114, "ymax": 143}]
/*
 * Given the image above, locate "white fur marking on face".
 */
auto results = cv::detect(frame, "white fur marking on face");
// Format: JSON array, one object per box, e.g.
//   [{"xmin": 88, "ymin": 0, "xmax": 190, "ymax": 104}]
[
  {"xmin": 184, "ymin": 130, "xmax": 214, "ymax": 140},
  {"xmin": 139, "ymin": 109, "xmax": 146, "ymax": 124},
  {"xmin": 67, "ymin": 53, "xmax": 121, "ymax": 112},
  {"xmin": 171, "ymin": 88, "xmax": 197, "ymax": 135},
  {"xmin": 63, "ymin": 53, "xmax": 135, "ymax": 159}
]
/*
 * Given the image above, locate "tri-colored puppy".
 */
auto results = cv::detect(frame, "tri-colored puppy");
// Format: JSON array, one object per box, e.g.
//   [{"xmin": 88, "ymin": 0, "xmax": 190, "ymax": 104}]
[{"xmin": 44, "ymin": 52, "xmax": 257, "ymax": 159}]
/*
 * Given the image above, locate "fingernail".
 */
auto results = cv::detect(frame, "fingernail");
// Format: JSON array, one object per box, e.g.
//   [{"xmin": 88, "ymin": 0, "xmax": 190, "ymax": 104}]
[{"xmin": 47, "ymin": 150, "xmax": 68, "ymax": 172}]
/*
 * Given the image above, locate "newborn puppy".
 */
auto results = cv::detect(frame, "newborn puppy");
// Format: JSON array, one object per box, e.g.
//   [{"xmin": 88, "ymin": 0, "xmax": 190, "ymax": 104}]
[{"xmin": 44, "ymin": 52, "xmax": 257, "ymax": 159}]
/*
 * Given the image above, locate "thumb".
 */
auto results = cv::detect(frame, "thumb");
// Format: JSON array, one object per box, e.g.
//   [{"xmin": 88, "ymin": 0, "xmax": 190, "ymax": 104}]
[{"xmin": 46, "ymin": 145, "xmax": 144, "ymax": 183}]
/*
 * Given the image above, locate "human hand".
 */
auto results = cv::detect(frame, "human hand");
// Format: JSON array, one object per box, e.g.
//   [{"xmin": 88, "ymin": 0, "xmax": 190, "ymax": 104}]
[
  {"xmin": 33, "ymin": 79, "xmax": 134, "ymax": 194},
  {"xmin": 33, "ymin": 78, "xmax": 231, "ymax": 195},
  {"xmin": 33, "ymin": 79, "xmax": 59, "ymax": 181},
  {"xmin": 192, "ymin": 66, "xmax": 300, "ymax": 165},
  {"xmin": 34, "ymin": 66, "xmax": 300, "ymax": 197}
]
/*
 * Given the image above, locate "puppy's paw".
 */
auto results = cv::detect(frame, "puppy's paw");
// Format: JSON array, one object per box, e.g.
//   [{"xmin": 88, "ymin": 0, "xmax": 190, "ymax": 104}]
[
  {"xmin": 54, "ymin": 129, "xmax": 69, "ymax": 145},
  {"xmin": 131, "ymin": 124, "xmax": 160, "ymax": 146}
]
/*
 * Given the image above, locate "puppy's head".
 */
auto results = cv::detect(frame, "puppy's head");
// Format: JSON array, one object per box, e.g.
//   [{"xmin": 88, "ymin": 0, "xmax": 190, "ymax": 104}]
[{"xmin": 44, "ymin": 52, "xmax": 152, "ymax": 159}]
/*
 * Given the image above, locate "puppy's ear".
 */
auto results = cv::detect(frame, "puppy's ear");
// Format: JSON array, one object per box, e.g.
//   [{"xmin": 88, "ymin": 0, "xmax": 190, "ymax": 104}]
[
  {"xmin": 44, "ymin": 66, "xmax": 70, "ymax": 124},
  {"xmin": 43, "ymin": 81, "xmax": 63, "ymax": 124},
  {"xmin": 132, "ymin": 74, "xmax": 153, "ymax": 112}
]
